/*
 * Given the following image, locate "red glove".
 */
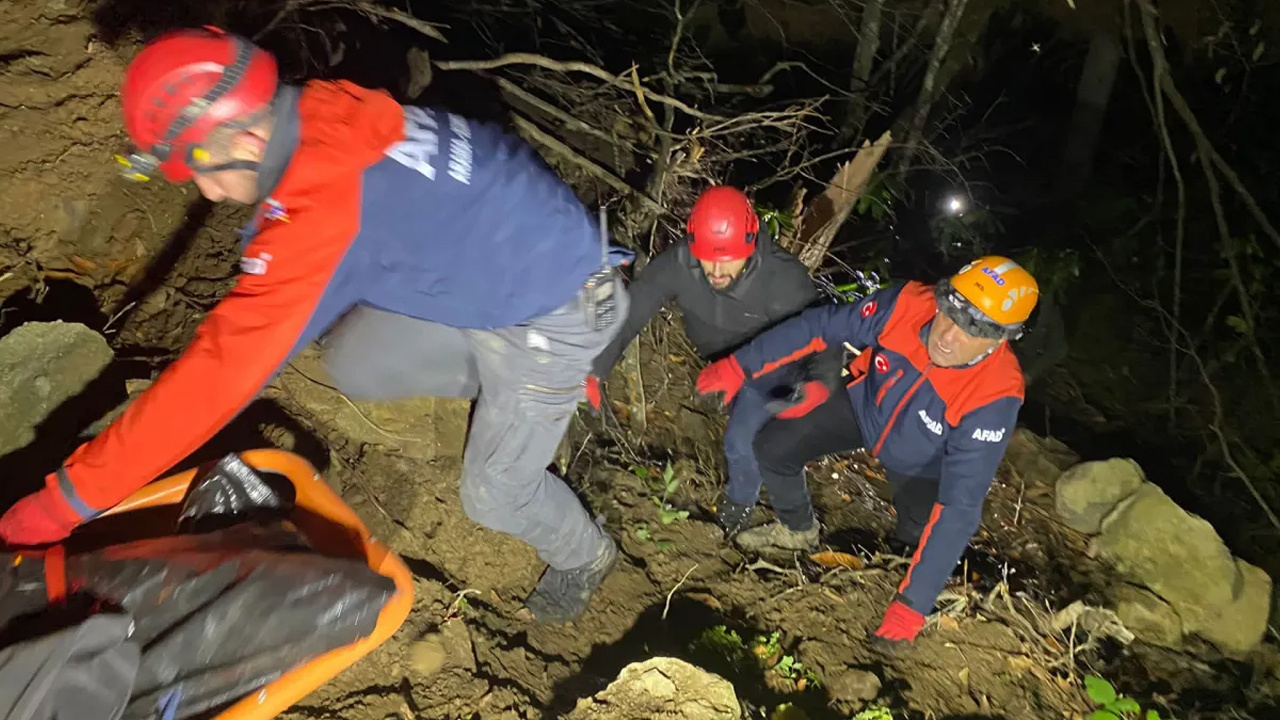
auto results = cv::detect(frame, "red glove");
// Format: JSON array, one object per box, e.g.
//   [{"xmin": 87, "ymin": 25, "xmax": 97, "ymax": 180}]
[
  {"xmin": 771, "ymin": 380, "xmax": 830, "ymax": 420},
  {"xmin": 873, "ymin": 600, "xmax": 926, "ymax": 643},
  {"xmin": 584, "ymin": 374, "xmax": 603, "ymax": 413},
  {"xmin": 696, "ymin": 357, "xmax": 745, "ymax": 406},
  {"xmin": 0, "ymin": 487, "xmax": 83, "ymax": 546}
]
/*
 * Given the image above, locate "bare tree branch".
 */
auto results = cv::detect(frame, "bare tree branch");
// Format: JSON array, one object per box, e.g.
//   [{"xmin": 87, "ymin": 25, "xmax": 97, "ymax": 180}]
[
  {"xmin": 509, "ymin": 114, "xmax": 665, "ymax": 216},
  {"xmin": 1133, "ymin": 0, "xmax": 1280, "ymax": 255},
  {"xmin": 1136, "ymin": 0, "xmax": 1280, "ymax": 413},
  {"xmin": 1095, "ymin": 248, "xmax": 1280, "ymax": 534},
  {"xmin": 434, "ymin": 52, "xmax": 725, "ymax": 121}
]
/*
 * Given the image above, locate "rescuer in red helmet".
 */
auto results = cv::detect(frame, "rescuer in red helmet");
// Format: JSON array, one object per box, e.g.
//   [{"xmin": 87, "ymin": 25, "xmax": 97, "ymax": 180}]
[
  {"xmin": 585, "ymin": 186, "xmax": 817, "ymax": 408},
  {"xmin": 0, "ymin": 27, "xmax": 634, "ymax": 624}
]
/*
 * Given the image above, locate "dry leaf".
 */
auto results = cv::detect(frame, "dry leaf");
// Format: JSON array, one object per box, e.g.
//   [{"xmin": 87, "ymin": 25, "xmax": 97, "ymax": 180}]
[
  {"xmin": 1005, "ymin": 655, "xmax": 1035, "ymax": 673},
  {"xmin": 69, "ymin": 255, "xmax": 98, "ymax": 273},
  {"xmin": 808, "ymin": 551, "xmax": 864, "ymax": 570},
  {"xmin": 938, "ymin": 615, "xmax": 961, "ymax": 632},
  {"xmin": 686, "ymin": 592, "xmax": 723, "ymax": 611}
]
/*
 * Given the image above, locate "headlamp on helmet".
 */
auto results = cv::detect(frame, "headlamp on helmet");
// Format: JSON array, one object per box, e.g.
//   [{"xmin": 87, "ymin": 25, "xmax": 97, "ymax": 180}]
[{"xmin": 118, "ymin": 26, "xmax": 278, "ymax": 183}]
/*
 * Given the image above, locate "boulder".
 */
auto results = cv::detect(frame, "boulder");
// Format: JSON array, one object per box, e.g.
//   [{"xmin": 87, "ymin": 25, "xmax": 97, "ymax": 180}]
[
  {"xmin": 826, "ymin": 667, "xmax": 882, "ymax": 711},
  {"xmin": 1089, "ymin": 483, "xmax": 1238, "ymax": 632},
  {"xmin": 1003, "ymin": 428, "xmax": 1080, "ymax": 487},
  {"xmin": 1054, "ymin": 458, "xmax": 1146, "ymax": 534},
  {"xmin": 0, "ymin": 321, "xmax": 113, "ymax": 456},
  {"xmin": 567, "ymin": 658, "xmax": 739, "ymax": 720},
  {"xmin": 1194, "ymin": 559, "xmax": 1273, "ymax": 657},
  {"xmin": 1110, "ymin": 584, "xmax": 1182, "ymax": 648}
]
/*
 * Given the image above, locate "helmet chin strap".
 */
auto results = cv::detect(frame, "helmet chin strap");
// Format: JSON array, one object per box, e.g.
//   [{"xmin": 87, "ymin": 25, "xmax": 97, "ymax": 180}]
[{"xmin": 196, "ymin": 159, "xmax": 260, "ymax": 174}]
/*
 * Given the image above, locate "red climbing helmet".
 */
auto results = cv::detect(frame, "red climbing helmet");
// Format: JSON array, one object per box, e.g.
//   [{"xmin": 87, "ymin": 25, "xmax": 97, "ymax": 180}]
[
  {"xmin": 118, "ymin": 26, "xmax": 279, "ymax": 182},
  {"xmin": 687, "ymin": 186, "xmax": 759, "ymax": 262}
]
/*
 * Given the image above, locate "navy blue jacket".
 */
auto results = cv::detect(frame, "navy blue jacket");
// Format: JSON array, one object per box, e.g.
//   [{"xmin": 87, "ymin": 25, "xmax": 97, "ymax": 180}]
[{"xmin": 733, "ymin": 281, "xmax": 1025, "ymax": 612}]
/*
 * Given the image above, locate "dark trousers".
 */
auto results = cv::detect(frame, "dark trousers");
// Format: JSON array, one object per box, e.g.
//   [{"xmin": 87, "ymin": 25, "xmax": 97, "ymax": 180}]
[
  {"xmin": 723, "ymin": 377, "xmax": 789, "ymax": 507},
  {"xmin": 751, "ymin": 387, "xmax": 940, "ymax": 542}
]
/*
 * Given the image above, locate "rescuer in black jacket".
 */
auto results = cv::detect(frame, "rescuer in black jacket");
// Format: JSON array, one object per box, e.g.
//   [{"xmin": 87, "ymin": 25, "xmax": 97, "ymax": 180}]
[{"xmin": 585, "ymin": 185, "xmax": 820, "ymax": 529}]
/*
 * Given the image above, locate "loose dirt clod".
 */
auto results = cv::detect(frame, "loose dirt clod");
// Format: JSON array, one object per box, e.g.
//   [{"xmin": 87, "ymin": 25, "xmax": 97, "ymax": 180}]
[{"xmin": 408, "ymin": 634, "xmax": 448, "ymax": 677}]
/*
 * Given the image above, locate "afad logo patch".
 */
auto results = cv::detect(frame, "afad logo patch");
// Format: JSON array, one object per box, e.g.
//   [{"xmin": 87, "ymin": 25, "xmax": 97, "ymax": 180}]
[
  {"xmin": 874, "ymin": 354, "xmax": 890, "ymax": 373},
  {"xmin": 971, "ymin": 427, "xmax": 1006, "ymax": 443},
  {"xmin": 860, "ymin": 300, "xmax": 877, "ymax": 318}
]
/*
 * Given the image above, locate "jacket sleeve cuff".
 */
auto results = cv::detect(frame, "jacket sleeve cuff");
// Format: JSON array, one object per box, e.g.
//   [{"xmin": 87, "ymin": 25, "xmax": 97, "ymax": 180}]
[{"xmin": 43, "ymin": 467, "xmax": 99, "ymax": 523}]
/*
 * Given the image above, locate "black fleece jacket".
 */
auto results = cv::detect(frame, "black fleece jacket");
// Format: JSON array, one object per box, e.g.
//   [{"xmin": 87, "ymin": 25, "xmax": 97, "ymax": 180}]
[{"xmin": 592, "ymin": 227, "xmax": 819, "ymax": 377}]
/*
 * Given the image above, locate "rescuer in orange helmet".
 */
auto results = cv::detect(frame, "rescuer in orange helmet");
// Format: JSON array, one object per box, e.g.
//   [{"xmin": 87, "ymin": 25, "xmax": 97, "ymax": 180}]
[{"xmin": 697, "ymin": 256, "xmax": 1038, "ymax": 645}]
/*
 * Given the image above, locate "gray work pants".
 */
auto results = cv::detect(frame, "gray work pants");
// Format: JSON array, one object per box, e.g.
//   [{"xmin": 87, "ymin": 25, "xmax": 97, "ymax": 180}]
[{"xmin": 321, "ymin": 283, "xmax": 627, "ymax": 571}]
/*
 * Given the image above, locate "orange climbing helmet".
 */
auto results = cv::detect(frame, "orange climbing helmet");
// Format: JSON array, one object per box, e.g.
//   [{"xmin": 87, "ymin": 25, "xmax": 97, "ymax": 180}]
[
  {"xmin": 117, "ymin": 26, "xmax": 279, "ymax": 182},
  {"xmin": 935, "ymin": 255, "xmax": 1039, "ymax": 340}
]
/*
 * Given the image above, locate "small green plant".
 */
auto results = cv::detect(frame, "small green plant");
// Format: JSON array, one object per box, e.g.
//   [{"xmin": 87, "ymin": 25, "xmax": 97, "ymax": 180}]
[
  {"xmin": 772, "ymin": 653, "xmax": 821, "ymax": 689},
  {"xmin": 633, "ymin": 523, "xmax": 674, "ymax": 550},
  {"xmin": 756, "ymin": 204, "xmax": 797, "ymax": 241},
  {"xmin": 647, "ymin": 462, "xmax": 689, "ymax": 525},
  {"xmin": 1084, "ymin": 675, "xmax": 1175, "ymax": 720},
  {"xmin": 752, "ymin": 630, "xmax": 781, "ymax": 660},
  {"xmin": 850, "ymin": 706, "xmax": 893, "ymax": 720},
  {"xmin": 690, "ymin": 624, "xmax": 752, "ymax": 673},
  {"xmin": 750, "ymin": 630, "xmax": 819, "ymax": 689}
]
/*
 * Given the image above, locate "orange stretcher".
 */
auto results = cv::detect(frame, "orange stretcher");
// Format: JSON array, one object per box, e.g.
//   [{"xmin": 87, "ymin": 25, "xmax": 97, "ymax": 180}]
[{"xmin": 95, "ymin": 448, "xmax": 414, "ymax": 720}]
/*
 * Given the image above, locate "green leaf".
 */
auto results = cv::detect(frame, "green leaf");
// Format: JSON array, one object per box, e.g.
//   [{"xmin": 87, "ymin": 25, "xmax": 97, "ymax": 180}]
[
  {"xmin": 1085, "ymin": 676, "xmax": 1117, "ymax": 705},
  {"xmin": 663, "ymin": 461, "xmax": 675, "ymax": 484},
  {"xmin": 635, "ymin": 526, "xmax": 651, "ymax": 541},
  {"xmin": 1087, "ymin": 712, "xmax": 1120, "ymax": 720},
  {"xmin": 1145, "ymin": 710, "xmax": 1161, "ymax": 720},
  {"xmin": 630, "ymin": 465, "xmax": 649, "ymax": 479},
  {"xmin": 655, "ymin": 539, "xmax": 675, "ymax": 550},
  {"xmin": 1112, "ymin": 698, "xmax": 1141, "ymax": 714},
  {"xmin": 1226, "ymin": 315, "xmax": 1249, "ymax": 334},
  {"xmin": 658, "ymin": 507, "xmax": 689, "ymax": 525}
]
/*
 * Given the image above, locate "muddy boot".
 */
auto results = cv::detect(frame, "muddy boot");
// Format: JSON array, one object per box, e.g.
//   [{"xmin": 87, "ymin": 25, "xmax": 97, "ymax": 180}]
[
  {"xmin": 523, "ymin": 534, "xmax": 619, "ymax": 623},
  {"xmin": 733, "ymin": 518, "xmax": 819, "ymax": 553}
]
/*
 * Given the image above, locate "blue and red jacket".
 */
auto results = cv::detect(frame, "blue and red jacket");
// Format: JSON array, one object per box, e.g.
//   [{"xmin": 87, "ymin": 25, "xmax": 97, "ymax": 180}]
[
  {"xmin": 733, "ymin": 281, "xmax": 1024, "ymax": 613},
  {"xmin": 45, "ymin": 80, "xmax": 605, "ymax": 523}
]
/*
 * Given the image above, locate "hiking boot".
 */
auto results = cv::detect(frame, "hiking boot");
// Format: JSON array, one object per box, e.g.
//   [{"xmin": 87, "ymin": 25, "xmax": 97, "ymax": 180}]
[
  {"xmin": 715, "ymin": 499, "xmax": 754, "ymax": 538},
  {"xmin": 523, "ymin": 534, "xmax": 619, "ymax": 623},
  {"xmin": 733, "ymin": 519, "xmax": 819, "ymax": 553}
]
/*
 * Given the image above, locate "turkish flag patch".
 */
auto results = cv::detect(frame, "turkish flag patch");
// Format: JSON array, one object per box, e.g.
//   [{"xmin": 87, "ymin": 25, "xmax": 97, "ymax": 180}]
[
  {"xmin": 860, "ymin": 300, "xmax": 877, "ymax": 318},
  {"xmin": 874, "ymin": 355, "xmax": 890, "ymax": 373}
]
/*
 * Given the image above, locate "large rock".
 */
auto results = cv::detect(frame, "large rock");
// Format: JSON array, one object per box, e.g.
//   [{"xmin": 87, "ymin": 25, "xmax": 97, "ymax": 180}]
[
  {"xmin": 1089, "ymin": 483, "xmax": 1238, "ymax": 632},
  {"xmin": 0, "ymin": 321, "xmax": 113, "ymax": 456},
  {"xmin": 567, "ymin": 658, "xmax": 739, "ymax": 720},
  {"xmin": 1111, "ymin": 584, "xmax": 1183, "ymax": 648},
  {"xmin": 1055, "ymin": 458, "xmax": 1145, "ymax": 533},
  {"xmin": 1004, "ymin": 427, "xmax": 1080, "ymax": 487},
  {"xmin": 1194, "ymin": 559, "xmax": 1273, "ymax": 657}
]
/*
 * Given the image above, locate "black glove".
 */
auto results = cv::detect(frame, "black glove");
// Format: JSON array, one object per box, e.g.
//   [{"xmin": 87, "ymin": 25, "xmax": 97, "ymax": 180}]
[{"xmin": 716, "ymin": 499, "xmax": 754, "ymax": 538}]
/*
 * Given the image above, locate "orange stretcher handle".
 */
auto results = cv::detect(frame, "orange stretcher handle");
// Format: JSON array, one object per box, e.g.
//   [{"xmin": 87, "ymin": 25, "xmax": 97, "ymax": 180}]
[{"xmin": 98, "ymin": 449, "xmax": 414, "ymax": 720}]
